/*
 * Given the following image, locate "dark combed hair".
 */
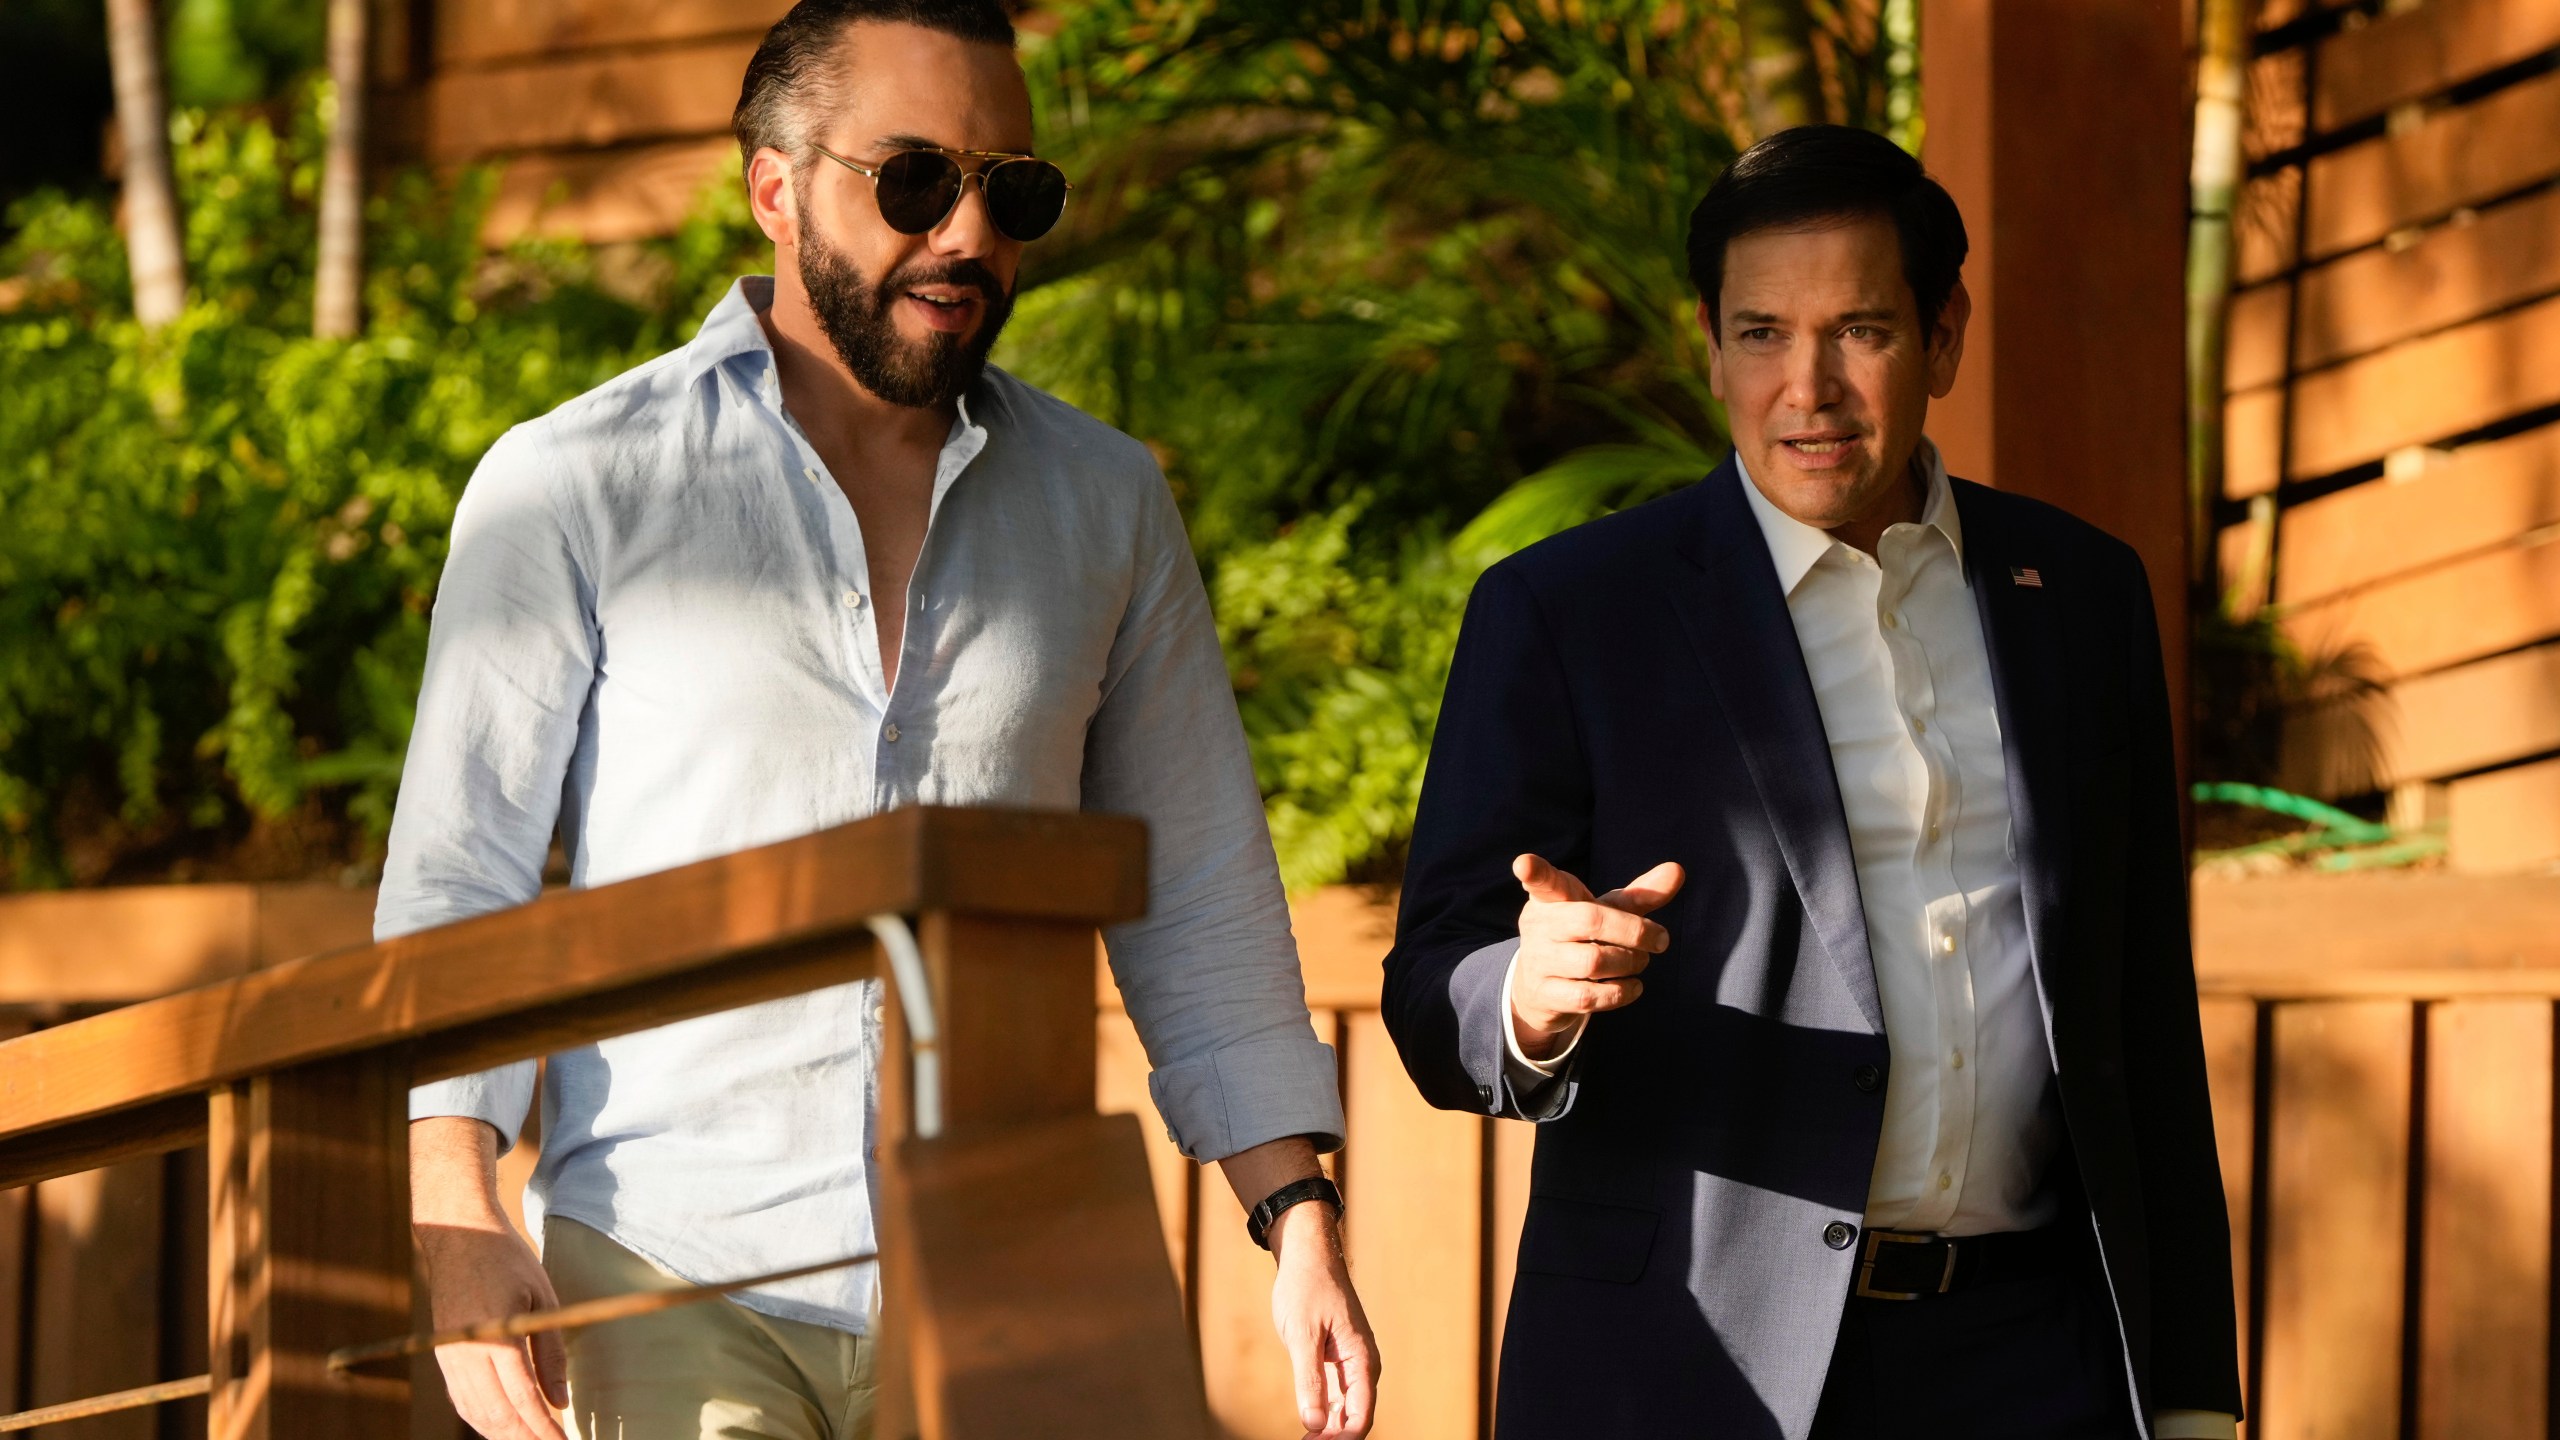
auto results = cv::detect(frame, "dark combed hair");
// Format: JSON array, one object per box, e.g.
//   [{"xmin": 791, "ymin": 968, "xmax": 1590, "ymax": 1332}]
[
  {"xmin": 1685, "ymin": 124, "xmax": 1969, "ymax": 336},
  {"xmin": 732, "ymin": 0, "xmax": 1017, "ymax": 169}
]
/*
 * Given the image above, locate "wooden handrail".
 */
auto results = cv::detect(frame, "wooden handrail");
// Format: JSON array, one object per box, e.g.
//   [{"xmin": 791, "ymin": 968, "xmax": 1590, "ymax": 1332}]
[
  {"xmin": 2200, "ymin": 967, "xmax": 2560, "ymax": 1001},
  {"xmin": 0, "ymin": 806, "xmax": 1144, "ymax": 1188}
]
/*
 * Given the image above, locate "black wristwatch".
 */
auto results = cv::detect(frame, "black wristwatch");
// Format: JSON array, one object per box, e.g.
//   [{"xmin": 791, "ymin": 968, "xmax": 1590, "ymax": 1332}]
[{"xmin": 1247, "ymin": 1175, "xmax": 1344, "ymax": 1250}]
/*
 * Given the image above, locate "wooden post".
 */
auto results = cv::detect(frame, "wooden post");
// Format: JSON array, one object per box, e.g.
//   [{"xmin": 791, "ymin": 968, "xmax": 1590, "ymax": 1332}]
[
  {"xmin": 876, "ymin": 913, "xmax": 1205, "ymax": 1440},
  {"xmin": 209, "ymin": 1055, "xmax": 413, "ymax": 1440},
  {"xmin": 1921, "ymin": 0, "xmax": 2192, "ymax": 772}
]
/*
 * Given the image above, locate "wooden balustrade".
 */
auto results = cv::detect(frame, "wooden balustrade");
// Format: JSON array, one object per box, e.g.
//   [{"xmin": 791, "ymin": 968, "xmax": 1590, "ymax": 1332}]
[
  {"xmin": 8, "ymin": 855, "xmax": 2557, "ymax": 1437},
  {"xmin": 0, "ymin": 805, "xmax": 1203, "ymax": 1439}
]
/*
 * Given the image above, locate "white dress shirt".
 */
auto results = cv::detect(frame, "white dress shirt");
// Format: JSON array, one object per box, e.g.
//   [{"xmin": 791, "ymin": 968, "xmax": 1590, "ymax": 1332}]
[
  {"xmin": 1510, "ymin": 440, "xmax": 2057, "ymax": 1233},
  {"xmin": 1507, "ymin": 442, "xmax": 2233, "ymax": 1437},
  {"xmin": 382, "ymin": 277, "xmax": 1344, "ymax": 1334}
]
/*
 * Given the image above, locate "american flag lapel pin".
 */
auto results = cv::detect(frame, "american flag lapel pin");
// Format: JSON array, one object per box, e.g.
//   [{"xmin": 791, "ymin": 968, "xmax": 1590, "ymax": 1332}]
[{"xmin": 2009, "ymin": 566, "xmax": 2044, "ymax": 588}]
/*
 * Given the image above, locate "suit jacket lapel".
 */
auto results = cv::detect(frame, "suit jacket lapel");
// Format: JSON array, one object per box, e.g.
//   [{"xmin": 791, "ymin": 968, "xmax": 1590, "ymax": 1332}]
[
  {"xmin": 1664, "ymin": 460, "xmax": 1885, "ymax": 1033},
  {"xmin": 1953, "ymin": 480, "xmax": 2072, "ymax": 1036}
]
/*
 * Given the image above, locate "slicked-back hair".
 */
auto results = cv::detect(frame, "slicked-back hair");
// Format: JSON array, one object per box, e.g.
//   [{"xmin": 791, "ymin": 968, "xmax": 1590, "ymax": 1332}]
[
  {"xmin": 1686, "ymin": 124, "xmax": 1969, "ymax": 339},
  {"xmin": 733, "ymin": 0, "xmax": 1017, "ymax": 173}
]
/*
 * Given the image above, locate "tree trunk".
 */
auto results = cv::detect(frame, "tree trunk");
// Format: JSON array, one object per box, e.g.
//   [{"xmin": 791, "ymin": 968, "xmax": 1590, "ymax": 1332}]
[
  {"xmin": 2186, "ymin": 0, "xmax": 2249, "ymax": 603},
  {"xmin": 104, "ymin": 0, "xmax": 186, "ymax": 330},
  {"xmin": 312, "ymin": 0, "xmax": 369, "ymax": 340},
  {"xmin": 1882, "ymin": 0, "xmax": 1922, "ymax": 152},
  {"xmin": 1738, "ymin": 0, "xmax": 1822, "ymax": 139}
]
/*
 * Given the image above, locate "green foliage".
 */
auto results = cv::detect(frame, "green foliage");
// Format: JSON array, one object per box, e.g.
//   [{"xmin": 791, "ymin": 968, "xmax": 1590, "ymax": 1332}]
[
  {"xmin": 1004, "ymin": 0, "xmax": 1809, "ymax": 886},
  {"xmin": 5, "ymin": 4, "xmax": 1894, "ymax": 892},
  {"xmin": 0, "ymin": 93, "xmax": 765, "ymax": 885},
  {"xmin": 166, "ymin": 0, "xmax": 326, "ymax": 109}
]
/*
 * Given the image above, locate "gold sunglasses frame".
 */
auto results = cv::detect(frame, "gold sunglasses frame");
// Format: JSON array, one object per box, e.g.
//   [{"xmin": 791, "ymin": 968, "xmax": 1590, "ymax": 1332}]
[{"xmin": 808, "ymin": 144, "xmax": 1074, "ymax": 238}]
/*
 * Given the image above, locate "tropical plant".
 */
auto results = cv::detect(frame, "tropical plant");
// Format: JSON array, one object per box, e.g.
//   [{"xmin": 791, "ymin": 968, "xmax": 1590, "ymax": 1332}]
[
  {"xmin": 1008, "ymin": 0, "xmax": 1903, "ymax": 885},
  {"xmin": 1, "ymin": 3, "xmax": 1914, "ymax": 892},
  {"xmin": 0, "ymin": 95, "xmax": 766, "ymax": 887}
]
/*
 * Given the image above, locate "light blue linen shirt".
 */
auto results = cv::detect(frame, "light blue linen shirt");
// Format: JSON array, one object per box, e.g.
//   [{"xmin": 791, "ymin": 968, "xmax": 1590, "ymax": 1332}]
[{"xmin": 380, "ymin": 276, "xmax": 1344, "ymax": 1334}]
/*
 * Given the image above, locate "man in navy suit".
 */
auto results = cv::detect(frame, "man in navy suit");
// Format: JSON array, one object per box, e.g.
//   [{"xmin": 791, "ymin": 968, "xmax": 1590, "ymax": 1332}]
[{"xmin": 1383, "ymin": 126, "xmax": 2242, "ymax": 1439}]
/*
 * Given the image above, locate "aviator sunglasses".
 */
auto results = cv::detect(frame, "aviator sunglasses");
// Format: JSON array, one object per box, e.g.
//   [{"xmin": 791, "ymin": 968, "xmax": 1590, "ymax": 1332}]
[{"xmin": 811, "ymin": 144, "xmax": 1073, "ymax": 242}]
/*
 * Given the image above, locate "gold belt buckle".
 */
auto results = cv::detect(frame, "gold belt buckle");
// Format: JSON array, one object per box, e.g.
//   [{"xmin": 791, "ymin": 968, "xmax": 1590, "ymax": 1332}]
[{"xmin": 1854, "ymin": 1229, "xmax": 1958, "ymax": 1301}]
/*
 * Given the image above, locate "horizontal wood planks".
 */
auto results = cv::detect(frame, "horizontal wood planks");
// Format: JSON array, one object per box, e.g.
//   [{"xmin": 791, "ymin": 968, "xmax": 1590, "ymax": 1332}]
[
  {"xmin": 2228, "ymin": 183, "xmax": 2560, "ymax": 393},
  {"xmin": 0, "ymin": 882, "xmax": 373, "ymax": 1005},
  {"xmin": 2314, "ymin": 0, "xmax": 2560, "ymax": 131},
  {"xmin": 2258, "ymin": 1001, "xmax": 2412, "ymax": 1440},
  {"xmin": 2305, "ymin": 66, "xmax": 2560, "ymax": 263},
  {"xmin": 2195, "ymin": 871, "xmax": 2560, "ymax": 980},
  {"xmin": 482, "ymin": 138, "xmax": 736, "ymax": 245},
  {"xmin": 2281, "ymin": 526, "xmax": 2560, "ymax": 679},
  {"xmin": 2275, "ymin": 291, "xmax": 2560, "ymax": 484},
  {"xmin": 2417, "ymin": 1000, "xmax": 2551, "ymax": 1439},
  {"xmin": 2295, "ymin": 184, "xmax": 2560, "ymax": 377},
  {"xmin": 2227, "ymin": 0, "xmax": 2560, "ymax": 889},
  {"xmin": 422, "ymin": 40, "xmax": 757, "ymax": 161},
  {"xmin": 2274, "ymin": 423, "xmax": 2560, "ymax": 605},
  {"xmin": 2450, "ymin": 756, "xmax": 2560, "ymax": 873},
  {"xmin": 433, "ymin": 0, "xmax": 783, "ymax": 68},
  {"xmin": 2223, "ymin": 385, "xmax": 2284, "ymax": 500},
  {"xmin": 2384, "ymin": 641, "xmax": 2560, "ymax": 784}
]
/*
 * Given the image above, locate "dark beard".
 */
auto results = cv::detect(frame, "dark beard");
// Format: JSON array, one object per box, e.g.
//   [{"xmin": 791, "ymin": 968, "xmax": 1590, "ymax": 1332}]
[{"xmin": 797, "ymin": 207, "xmax": 1014, "ymax": 410}]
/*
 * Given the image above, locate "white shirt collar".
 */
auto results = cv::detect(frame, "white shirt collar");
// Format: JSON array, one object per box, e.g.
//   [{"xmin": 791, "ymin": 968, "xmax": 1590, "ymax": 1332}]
[
  {"xmin": 1733, "ymin": 437, "xmax": 1963, "ymax": 594},
  {"xmin": 684, "ymin": 275, "xmax": 987, "ymax": 459}
]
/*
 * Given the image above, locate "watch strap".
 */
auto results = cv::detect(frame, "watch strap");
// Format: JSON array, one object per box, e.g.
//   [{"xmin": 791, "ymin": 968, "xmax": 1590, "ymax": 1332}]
[{"xmin": 1246, "ymin": 1175, "xmax": 1343, "ymax": 1251}]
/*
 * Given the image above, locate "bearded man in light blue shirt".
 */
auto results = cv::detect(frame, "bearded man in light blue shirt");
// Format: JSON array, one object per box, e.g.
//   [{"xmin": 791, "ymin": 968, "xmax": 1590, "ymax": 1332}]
[{"xmin": 386, "ymin": 4, "xmax": 1378, "ymax": 1438}]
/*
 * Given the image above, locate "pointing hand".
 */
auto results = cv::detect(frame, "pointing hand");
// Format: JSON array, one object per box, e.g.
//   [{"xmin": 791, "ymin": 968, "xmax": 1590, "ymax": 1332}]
[{"xmin": 1508, "ymin": 855, "xmax": 1686, "ymax": 1063}]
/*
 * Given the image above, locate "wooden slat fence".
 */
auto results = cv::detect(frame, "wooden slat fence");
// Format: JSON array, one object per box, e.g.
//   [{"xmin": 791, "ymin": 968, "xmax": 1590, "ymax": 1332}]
[
  {"xmin": 2221, "ymin": 0, "xmax": 2560, "ymax": 871},
  {"xmin": 10, "ymin": 870, "xmax": 2560, "ymax": 1436},
  {"xmin": 361, "ymin": 0, "xmax": 789, "ymax": 244},
  {"xmin": 1111, "ymin": 875, "xmax": 2560, "ymax": 1440}
]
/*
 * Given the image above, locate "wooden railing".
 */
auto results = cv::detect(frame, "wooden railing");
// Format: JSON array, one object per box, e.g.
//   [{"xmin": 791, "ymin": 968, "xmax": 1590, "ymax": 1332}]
[
  {"xmin": 0, "ymin": 805, "xmax": 1206, "ymax": 1438},
  {"xmin": 9, "ymin": 856, "xmax": 2554, "ymax": 1437}
]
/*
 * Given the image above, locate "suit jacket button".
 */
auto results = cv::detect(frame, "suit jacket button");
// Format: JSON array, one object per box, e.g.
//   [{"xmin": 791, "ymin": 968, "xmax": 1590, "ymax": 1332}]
[
  {"xmin": 1824, "ymin": 1221, "xmax": 1857, "ymax": 1251},
  {"xmin": 1853, "ymin": 1064, "xmax": 1883, "ymax": 1093}
]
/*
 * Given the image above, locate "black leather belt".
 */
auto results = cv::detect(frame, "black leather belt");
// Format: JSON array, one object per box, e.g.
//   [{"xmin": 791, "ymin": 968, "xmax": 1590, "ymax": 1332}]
[{"xmin": 1851, "ymin": 1225, "xmax": 2078, "ymax": 1301}]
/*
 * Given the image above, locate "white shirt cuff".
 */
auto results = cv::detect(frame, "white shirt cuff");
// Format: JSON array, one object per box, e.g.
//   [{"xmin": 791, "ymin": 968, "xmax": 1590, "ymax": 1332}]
[
  {"xmin": 2153, "ymin": 1410, "xmax": 2239, "ymax": 1439},
  {"xmin": 1501, "ymin": 946, "xmax": 1588, "ymax": 1078}
]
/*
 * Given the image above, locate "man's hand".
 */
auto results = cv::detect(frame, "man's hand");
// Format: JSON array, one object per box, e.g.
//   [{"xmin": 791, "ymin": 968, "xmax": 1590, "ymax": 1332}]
[
  {"xmin": 1268, "ymin": 1201, "xmax": 1379, "ymax": 1439},
  {"xmin": 1218, "ymin": 1138, "xmax": 1380, "ymax": 1438},
  {"xmin": 1509, "ymin": 855, "xmax": 1686, "ymax": 1062},
  {"xmin": 412, "ymin": 1117, "xmax": 568, "ymax": 1440}
]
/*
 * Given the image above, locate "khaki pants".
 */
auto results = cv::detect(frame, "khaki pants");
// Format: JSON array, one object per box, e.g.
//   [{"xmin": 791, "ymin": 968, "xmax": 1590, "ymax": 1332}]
[{"xmin": 544, "ymin": 1218, "xmax": 877, "ymax": 1440}]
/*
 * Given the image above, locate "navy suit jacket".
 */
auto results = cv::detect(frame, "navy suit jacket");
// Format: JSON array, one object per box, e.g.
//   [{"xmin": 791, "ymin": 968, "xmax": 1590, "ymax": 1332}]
[{"xmin": 1383, "ymin": 459, "xmax": 2242, "ymax": 1439}]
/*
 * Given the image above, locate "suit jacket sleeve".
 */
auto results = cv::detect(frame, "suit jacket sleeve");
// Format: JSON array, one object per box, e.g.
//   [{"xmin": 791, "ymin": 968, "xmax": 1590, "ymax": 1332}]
[
  {"xmin": 2116, "ymin": 547, "xmax": 2246, "ymax": 1418},
  {"xmin": 1384, "ymin": 561, "xmax": 1594, "ymax": 1122}
]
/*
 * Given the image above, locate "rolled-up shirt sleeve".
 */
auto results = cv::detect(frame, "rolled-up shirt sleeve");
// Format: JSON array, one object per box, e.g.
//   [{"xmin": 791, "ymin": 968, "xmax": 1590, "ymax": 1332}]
[
  {"xmin": 1082, "ymin": 471, "xmax": 1345, "ymax": 1162},
  {"xmin": 378, "ymin": 426, "xmax": 596, "ymax": 1151}
]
